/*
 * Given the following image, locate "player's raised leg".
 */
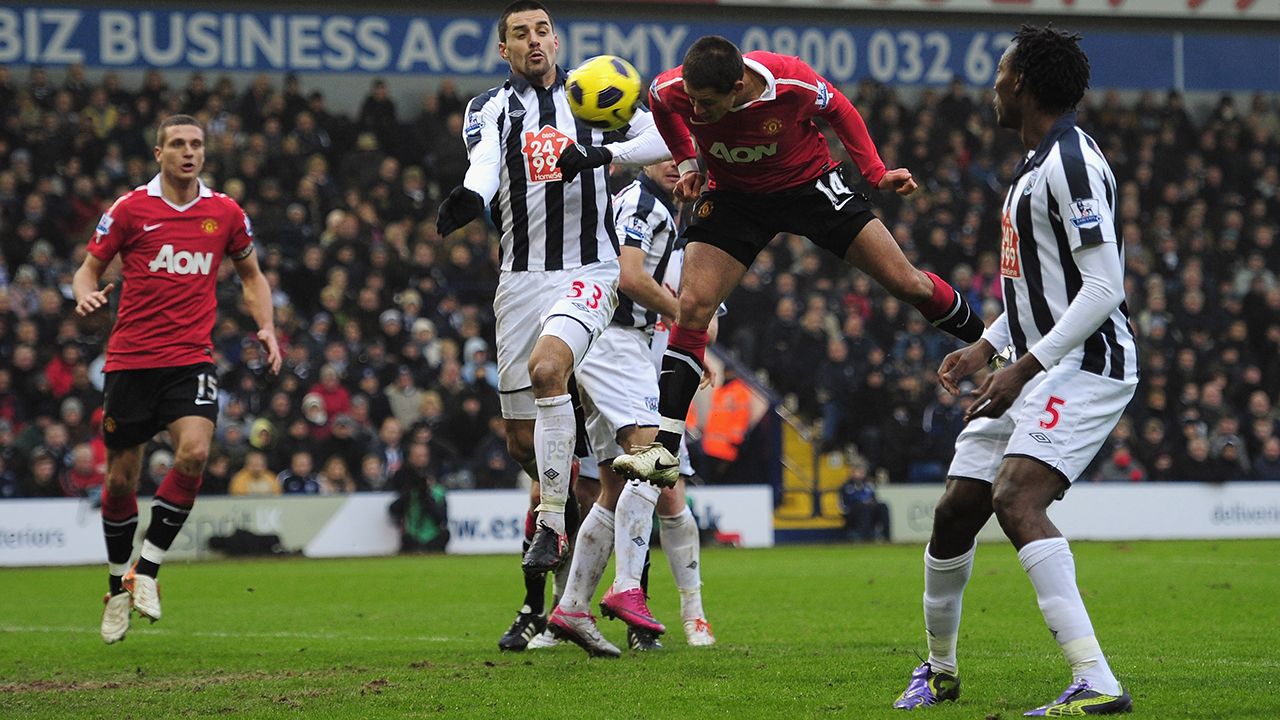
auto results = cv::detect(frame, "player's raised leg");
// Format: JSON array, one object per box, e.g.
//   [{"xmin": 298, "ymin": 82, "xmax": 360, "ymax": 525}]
[
  {"xmin": 614, "ymin": 243, "xmax": 746, "ymax": 484},
  {"xmin": 843, "ymin": 219, "xmax": 984, "ymax": 344},
  {"xmin": 994, "ymin": 459, "xmax": 1131, "ymax": 716},
  {"xmin": 100, "ymin": 446, "xmax": 143, "ymax": 644}
]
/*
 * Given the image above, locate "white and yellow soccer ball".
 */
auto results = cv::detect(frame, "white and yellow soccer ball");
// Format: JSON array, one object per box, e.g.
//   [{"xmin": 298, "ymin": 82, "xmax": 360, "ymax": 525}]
[{"xmin": 566, "ymin": 55, "xmax": 642, "ymax": 132}]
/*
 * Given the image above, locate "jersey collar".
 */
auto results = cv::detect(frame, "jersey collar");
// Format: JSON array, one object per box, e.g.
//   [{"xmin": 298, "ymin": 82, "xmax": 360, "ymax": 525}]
[
  {"xmin": 732, "ymin": 57, "xmax": 776, "ymax": 113},
  {"xmin": 508, "ymin": 65, "xmax": 567, "ymax": 94},
  {"xmin": 1013, "ymin": 112, "xmax": 1078, "ymax": 180},
  {"xmin": 146, "ymin": 174, "xmax": 213, "ymax": 212}
]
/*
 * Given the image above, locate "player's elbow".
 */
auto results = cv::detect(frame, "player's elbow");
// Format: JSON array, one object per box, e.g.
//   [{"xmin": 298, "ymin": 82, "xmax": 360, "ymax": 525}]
[{"xmin": 617, "ymin": 271, "xmax": 644, "ymax": 298}]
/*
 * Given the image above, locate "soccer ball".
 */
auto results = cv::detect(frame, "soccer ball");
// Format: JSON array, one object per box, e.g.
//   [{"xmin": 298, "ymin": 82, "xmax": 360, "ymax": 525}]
[{"xmin": 566, "ymin": 55, "xmax": 642, "ymax": 132}]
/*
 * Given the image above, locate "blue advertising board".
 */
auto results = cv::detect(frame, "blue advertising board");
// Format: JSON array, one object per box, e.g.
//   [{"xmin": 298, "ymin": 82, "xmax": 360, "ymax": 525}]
[{"xmin": 1, "ymin": 6, "xmax": 1276, "ymax": 91}]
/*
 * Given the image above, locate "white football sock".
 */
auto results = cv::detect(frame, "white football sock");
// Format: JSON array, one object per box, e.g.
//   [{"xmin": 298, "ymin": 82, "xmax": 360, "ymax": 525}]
[
  {"xmin": 922, "ymin": 542, "xmax": 976, "ymax": 676},
  {"xmin": 1018, "ymin": 537, "xmax": 1121, "ymax": 695},
  {"xmin": 557, "ymin": 505, "xmax": 614, "ymax": 614},
  {"xmin": 613, "ymin": 481, "xmax": 660, "ymax": 592},
  {"xmin": 660, "ymin": 506, "xmax": 705, "ymax": 619},
  {"xmin": 533, "ymin": 394, "xmax": 574, "ymax": 535}
]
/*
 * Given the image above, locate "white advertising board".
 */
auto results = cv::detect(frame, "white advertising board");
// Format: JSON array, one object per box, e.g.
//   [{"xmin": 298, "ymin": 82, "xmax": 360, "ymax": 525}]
[{"xmin": 881, "ymin": 482, "xmax": 1280, "ymax": 544}]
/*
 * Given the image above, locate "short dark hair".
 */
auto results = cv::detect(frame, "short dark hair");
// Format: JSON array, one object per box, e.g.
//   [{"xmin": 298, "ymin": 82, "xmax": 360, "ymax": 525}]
[
  {"xmin": 156, "ymin": 113, "xmax": 202, "ymax": 145},
  {"xmin": 682, "ymin": 36, "xmax": 743, "ymax": 94},
  {"xmin": 1008, "ymin": 24, "xmax": 1090, "ymax": 114},
  {"xmin": 499, "ymin": 1, "xmax": 552, "ymax": 43}
]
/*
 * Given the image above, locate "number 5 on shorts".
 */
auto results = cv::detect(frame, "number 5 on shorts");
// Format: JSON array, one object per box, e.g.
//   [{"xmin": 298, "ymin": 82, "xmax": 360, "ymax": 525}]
[{"xmin": 1040, "ymin": 396, "xmax": 1065, "ymax": 429}]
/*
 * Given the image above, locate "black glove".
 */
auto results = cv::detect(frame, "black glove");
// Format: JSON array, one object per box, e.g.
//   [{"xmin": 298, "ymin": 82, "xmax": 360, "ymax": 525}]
[
  {"xmin": 436, "ymin": 186, "xmax": 485, "ymax": 236},
  {"xmin": 555, "ymin": 144, "xmax": 613, "ymax": 184}
]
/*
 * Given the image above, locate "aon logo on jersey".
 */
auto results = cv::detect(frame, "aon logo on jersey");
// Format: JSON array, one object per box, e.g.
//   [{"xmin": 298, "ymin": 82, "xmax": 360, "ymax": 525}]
[
  {"xmin": 709, "ymin": 141, "xmax": 777, "ymax": 164},
  {"xmin": 149, "ymin": 244, "xmax": 213, "ymax": 275}
]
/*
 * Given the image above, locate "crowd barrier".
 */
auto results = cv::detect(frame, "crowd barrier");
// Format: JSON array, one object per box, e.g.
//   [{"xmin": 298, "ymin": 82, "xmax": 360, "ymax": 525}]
[
  {"xmin": 3, "ymin": 483, "xmax": 1276, "ymax": 567},
  {"xmin": 0, "ymin": 485, "xmax": 774, "ymax": 566}
]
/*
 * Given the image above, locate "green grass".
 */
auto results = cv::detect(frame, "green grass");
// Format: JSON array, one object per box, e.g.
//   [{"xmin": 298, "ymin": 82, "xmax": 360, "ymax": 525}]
[{"xmin": 1, "ymin": 540, "xmax": 1277, "ymax": 719}]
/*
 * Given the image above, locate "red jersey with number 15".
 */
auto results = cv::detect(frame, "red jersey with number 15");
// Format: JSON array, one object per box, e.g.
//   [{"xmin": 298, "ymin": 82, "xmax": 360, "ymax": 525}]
[
  {"xmin": 649, "ymin": 51, "xmax": 888, "ymax": 193},
  {"xmin": 89, "ymin": 175, "xmax": 254, "ymax": 372}
]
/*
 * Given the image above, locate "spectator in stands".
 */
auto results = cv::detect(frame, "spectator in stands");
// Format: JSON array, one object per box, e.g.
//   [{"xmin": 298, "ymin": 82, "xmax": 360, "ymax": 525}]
[
  {"xmin": 229, "ymin": 451, "xmax": 281, "ymax": 497},
  {"xmin": 839, "ymin": 461, "xmax": 890, "ymax": 541},
  {"xmin": 65, "ymin": 443, "xmax": 105, "ymax": 497},
  {"xmin": 318, "ymin": 455, "xmax": 357, "ymax": 494},
  {"xmin": 359, "ymin": 454, "xmax": 389, "ymax": 492},
  {"xmin": 1253, "ymin": 438, "xmax": 1280, "ymax": 480},
  {"xmin": 278, "ymin": 450, "xmax": 320, "ymax": 494},
  {"xmin": 22, "ymin": 448, "xmax": 62, "ymax": 497},
  {"xmin": 389, "ymin": 441, "xmax": 449, "ymax": 553},
  {"xmin": 202, "ymin": 451, "xmax": 233, "ymax": 496}
]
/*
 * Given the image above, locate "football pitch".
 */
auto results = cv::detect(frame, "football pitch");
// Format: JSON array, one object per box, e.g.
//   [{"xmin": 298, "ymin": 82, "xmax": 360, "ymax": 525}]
[{"xmin": 2, "ymin": 540, "xmax": 1276, "ymax": 719}]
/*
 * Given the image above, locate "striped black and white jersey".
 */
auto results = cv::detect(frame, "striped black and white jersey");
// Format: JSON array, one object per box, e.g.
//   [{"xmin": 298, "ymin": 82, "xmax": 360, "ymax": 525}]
[
  {"xmin": 611, "ymin": 173, "xmax": 680, "ymax": 330},
  {"xmin": 461, "ymin": 66, "xmax": 668, "ymax": 273},
  {"xmin": 998, "ymin": 113, "xmax": 1139, "ymax": 381}
]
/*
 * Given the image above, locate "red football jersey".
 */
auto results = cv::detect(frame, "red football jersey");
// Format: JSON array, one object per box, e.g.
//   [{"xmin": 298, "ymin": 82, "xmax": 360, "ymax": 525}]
[
  {"xmin": 649, "ymin": 51, "xmax": 887, "ymax": 193},
  {"xmin": 89, "ymin": 175, "xmax": 254, "ymax": 372}
]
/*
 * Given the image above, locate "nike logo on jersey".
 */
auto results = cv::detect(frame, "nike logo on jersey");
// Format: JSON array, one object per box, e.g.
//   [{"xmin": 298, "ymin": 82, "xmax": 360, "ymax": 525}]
[
  {"xmin": 143, "ymin": 223, "xmax": 163, "ymax": 231},
  {"xmin": 194, "ymin": 399, "xmax": 216, "ymax": 406}
]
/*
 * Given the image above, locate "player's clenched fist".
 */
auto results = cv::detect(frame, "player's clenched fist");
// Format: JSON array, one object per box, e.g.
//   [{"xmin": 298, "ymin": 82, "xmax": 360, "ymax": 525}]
[
  {"xmin": 877, "ymin": 168, "xmax": 918, "ymax": 196},
  {"xmin": 674, "ymin": 170, "xmax": 704, "ymax": 203},
  {"xmin": 75, "ymin": 283, "xmax": 116, "ymax": 317}
]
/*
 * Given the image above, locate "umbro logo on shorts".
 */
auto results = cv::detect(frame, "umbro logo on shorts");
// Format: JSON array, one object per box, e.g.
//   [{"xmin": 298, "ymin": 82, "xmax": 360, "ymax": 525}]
[{"xmin": 1029, "ymin": 432, "xmax": 1053, "ymax": 444}]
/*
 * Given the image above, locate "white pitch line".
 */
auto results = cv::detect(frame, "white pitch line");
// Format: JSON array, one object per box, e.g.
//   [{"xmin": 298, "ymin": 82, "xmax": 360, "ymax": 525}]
[{"xmin": 0, "ymin": 625, "xmax": 452, "ymax": 642}]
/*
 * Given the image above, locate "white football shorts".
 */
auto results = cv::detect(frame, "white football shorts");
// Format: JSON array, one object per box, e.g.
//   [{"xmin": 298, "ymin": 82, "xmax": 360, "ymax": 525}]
[
  {"xmin": 494, "ymin": 260, "xmax": 619, "ymax": 420},
  {"xmin": 947, "ymin": 364, "xmax": 1137, "ymax": 486},
  {"xmin": 575, "ymin": 324, "xmax": 661, "ymax": 461}
]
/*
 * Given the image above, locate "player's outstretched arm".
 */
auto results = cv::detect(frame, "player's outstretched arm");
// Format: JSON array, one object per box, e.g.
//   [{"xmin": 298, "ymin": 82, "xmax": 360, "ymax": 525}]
[
  {"xmin": 73, "ymin": 254, "xmax": 115, "ymax": 317},
  {"xmin": 233, "ymin": 250, "xmax": 282, "ymax": 374}
]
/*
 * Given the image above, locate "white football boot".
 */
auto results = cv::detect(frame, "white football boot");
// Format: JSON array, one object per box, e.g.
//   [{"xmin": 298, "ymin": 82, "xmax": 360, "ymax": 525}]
[
  {"xmin": 611, "ymin": 443, "xmax": 680, "ymax": 488},
  {"xmin": 101, "ymin": 592, "xmax": 132, "ymax": 644},
  {"xmin": 123, "ymin": 566, "xmax": 161, "ymax": 621},
  {"xmin": 684, "ymin": 617, "xmax": 716, "ymax": 647}
]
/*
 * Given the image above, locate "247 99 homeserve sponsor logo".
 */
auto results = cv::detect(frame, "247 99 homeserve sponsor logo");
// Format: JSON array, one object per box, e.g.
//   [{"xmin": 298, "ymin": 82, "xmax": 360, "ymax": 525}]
[{"xmin": 149, "ymin": 243, "xmax": 214, "ymax": 275}]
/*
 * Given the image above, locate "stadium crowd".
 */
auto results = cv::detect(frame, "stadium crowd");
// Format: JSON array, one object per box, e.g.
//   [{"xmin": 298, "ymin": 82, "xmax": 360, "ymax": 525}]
[{"xmin": 0, "ymin": 66, "xmax": 1277, "ymax": 500}]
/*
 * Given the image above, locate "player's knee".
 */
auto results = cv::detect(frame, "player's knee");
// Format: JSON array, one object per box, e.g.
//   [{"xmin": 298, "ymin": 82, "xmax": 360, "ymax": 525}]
[
  {"xmin": 174, "ymin": 444, "xmax": 209, "ymax": 475},
  {"xmin": 885, "ymin": 268, "xmax": 933, "ymax": 304},
  {"xmin": 990, "ymin": 482, "xmax": 1030, "ymax": 530},
  {"xmin": 676, "ymin": 293, "xmax": 716, "ymax": 329},
  {"xmin": 104, "ymin": 471, "xmax": 137, "ymax": 497},
  {"xmin": 528, "ymin": 355, "xmax": 570, "ymax": 396}
]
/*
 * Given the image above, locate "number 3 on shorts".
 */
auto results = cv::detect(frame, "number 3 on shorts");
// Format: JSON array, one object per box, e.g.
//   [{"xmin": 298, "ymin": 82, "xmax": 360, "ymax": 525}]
[
  {"xmin": 566, "ymin": 280, "xmax": 603, "ymax": 309},
  {"xmin": 1040, "ymin": 396, "xmax": 1065, "ymax": 429}
]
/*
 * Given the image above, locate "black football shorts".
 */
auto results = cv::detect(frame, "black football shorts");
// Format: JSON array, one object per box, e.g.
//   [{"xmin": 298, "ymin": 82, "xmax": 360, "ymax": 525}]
[
  {"xmin": 101, "ymin": 362, "xmax": 219, "ymax": 450},
  {"xmin": 681, "ymin": 163, "xmax": 879, "ymax": 268}
]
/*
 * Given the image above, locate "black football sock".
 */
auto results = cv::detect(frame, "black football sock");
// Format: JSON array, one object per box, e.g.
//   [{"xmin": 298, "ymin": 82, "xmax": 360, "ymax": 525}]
[{"xmin": 655, "ymin": 351, "xmax": 704, "ymax": 453}]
